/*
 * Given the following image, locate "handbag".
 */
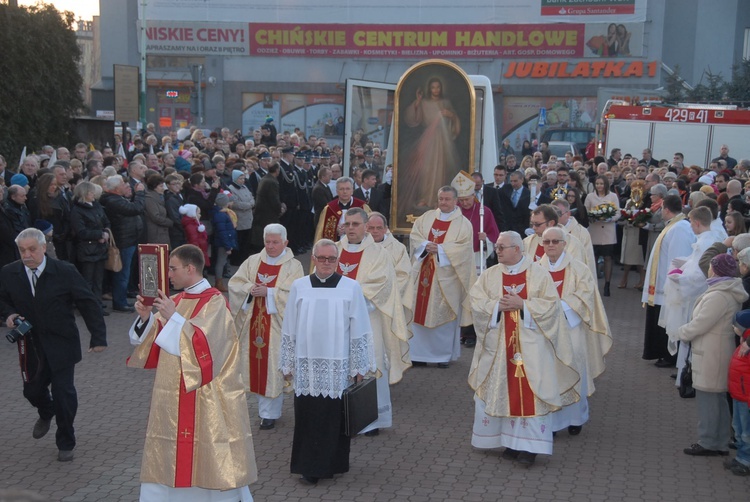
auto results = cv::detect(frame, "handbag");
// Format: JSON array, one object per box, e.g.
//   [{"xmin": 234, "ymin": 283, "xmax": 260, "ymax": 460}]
[
  {"xmin": 342, "ymin": 377, "xmax": 378, "ymax": 437},
  {"xmin": 679, "ymin": 344, "xmax": 696, "ymax": 399},
  {"xmin": 104, "ymin": 230, "xmax": 123, "ymax": 273}
]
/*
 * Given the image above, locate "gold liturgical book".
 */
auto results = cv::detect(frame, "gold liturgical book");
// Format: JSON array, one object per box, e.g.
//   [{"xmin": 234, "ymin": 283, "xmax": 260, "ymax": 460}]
[{"xmin": 138, "ymin": 244, "xmax": 169, "ymax": 306}]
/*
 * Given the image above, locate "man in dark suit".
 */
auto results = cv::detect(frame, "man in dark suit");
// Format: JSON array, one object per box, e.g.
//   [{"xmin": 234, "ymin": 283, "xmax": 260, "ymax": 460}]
[
  {"xmin": 0, "ymin": 228, "xmax": 107, "ymax": 462},
  {"xmin": 248, "ymin": 151, "xmax": 270, "ymax": 197},
  {"xmin": 312, "ymin": 166, "xmax": 334, "ymax": 227},
  {"xmin": 473, "ymin": 172, "xmax": 503, "ymax": 232},
  {"xmin": 501, "ymin": 170, "xmax": 531, "ymax": 235},
  {"xmin": 353, "ymin": 169, "xmax": 385, "ymax": 213}
]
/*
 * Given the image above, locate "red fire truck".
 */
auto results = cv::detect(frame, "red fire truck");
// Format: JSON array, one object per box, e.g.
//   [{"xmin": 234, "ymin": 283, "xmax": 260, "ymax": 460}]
[{"xmin": 598, "ymin": 103, "xmax": 750, "ymax": 167}]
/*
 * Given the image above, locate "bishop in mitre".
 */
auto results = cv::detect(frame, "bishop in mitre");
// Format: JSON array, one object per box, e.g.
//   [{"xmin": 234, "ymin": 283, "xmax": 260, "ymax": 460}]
[
  {"xmin": 128, "ymin": 244, "xmax": 257, "ymax": 501},
  {"xmin": 408, "ymin": 181, "xmax": 475, "ymax": 368},
  {"xmin": 333, "ymin": 208, "xmax": 411, "ymax": 435},
  {"xmin": 537, "ymin": 227, "xmax": 612, "ymax": 436},
  {"xmin": 228, "ymin": 223, "xmax": 304, "ymax": 431},
  {"xmin": 469, "ymin": 232, "xmax": 578, "ymax": 467}
]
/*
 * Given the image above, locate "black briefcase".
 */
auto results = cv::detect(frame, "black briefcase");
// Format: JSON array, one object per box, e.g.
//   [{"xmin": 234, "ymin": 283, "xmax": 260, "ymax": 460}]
[{"xmin": 342, "ymin": 377, "xmax": 378, "ymax": 436}]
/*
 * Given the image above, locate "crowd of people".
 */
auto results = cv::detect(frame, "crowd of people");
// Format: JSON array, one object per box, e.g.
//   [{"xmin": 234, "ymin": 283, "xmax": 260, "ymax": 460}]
[{"xmin": 2, "ymin": 122, "xmax": 750, "ymax": 499}]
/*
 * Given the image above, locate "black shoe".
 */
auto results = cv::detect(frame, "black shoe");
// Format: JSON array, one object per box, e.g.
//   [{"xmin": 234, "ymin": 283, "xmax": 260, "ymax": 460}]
[
  {"xmin": 654, "ymin": 358, "xmax": 675, "ymax": 368},
  {"xmin": 603, "ymin": 282, "xmax": 610, "ymax": 297},
  {"xmin": 729, "ymin": 440, "xmax": 738, "ymax": 450},
  {"xmin": 731, "ymin": 461, "xmax": 750, "ymax": 476},
  {"xmin": 412, "ymin": 361, "xmax": 427, "ymax": 367},
  {"xmin": 259, "ymin": 418, "xmax": 276, "ymax": 430},
  {"xmin": 568, "ymin": 425, "xmax": 582, "ymax": 436},
  {"xmin": 517, "ymin": 451, "xmax": 537, "ymax": 467},
  {"xmin": 113, "ymin": 305, "xmax": 135, "ymax": 313},
  {"xmin": 464, "ymin": 338, "xmax": 476, "ymax": 348},
  {"xmin": 364, "ymin": 428, "xmax": 380, "ymax": 437},
  {"xmin": 670, "ymin": 373, "xmax": 677, "ymax": 379},
  {"xmin": 437, "ymin": 362, "xmax": 450, "ymax": 369},
  {"xmin": 502, "ymin": 448, "xmax": 520, "ymax": 460},
  {"xmin": 683, "ymin": 443, "xmax": 728, "ymax": 456},
  {"xmin": 57, "ymin": 450, "xmax": 74, "ymax": 462},
  {"xmin": 299, "ymin": 475, "xmax": 318, "ymax": 486},
  {"xmin": 32, "ymin": 417, "xmax": 52, "ymax": 439}
]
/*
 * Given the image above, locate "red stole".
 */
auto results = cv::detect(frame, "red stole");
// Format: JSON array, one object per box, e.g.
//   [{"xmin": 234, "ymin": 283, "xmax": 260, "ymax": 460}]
[
  {"xmin": 534, "ymin": 243, "xmax": 545, "ymax": 261},
  {"xmin": 502, "ymin": 271, "xmax": 536, "ymax": 417},
  {"xmin": 174, "ymin": 288, "xmax": 221, "ymax": 488},
  {"xmin": 414, "ymin": 218, "xmax": 451, "ymax": 326},
  {"xmin": 248, "ymin": 262, "xmax": 282, "ymax": 396},
  {"xmin": 549, "ymin": 269, "xmax": 566, "ymax": 297},
  {"xmin": 337, "ymin": 248, "xmax": 364, "ymax": 279},
  {"xmin": 320, "ymin": 197, "xmax": 367, "ymax": 241}
]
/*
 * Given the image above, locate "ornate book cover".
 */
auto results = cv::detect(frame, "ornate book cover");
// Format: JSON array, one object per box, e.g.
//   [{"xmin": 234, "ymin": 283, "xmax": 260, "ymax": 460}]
[{"xmin": 138, "ymin": 244, "xmax": 169, "ymax": 307}]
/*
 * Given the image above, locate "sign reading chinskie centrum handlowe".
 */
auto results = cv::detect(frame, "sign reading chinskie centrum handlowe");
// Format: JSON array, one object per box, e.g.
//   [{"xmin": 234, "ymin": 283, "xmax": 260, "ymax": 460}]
[{"xmin": 248, "ymin": 23, "xmax": 643, "ymax": 59}]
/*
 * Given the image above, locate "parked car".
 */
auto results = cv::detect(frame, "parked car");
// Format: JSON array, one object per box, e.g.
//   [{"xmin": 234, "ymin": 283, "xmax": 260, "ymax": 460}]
[
  {"xmin": 541, "ymin": 128, "xmax": 595, "ymax": 154},
  {"xmin": 547, "ymin": 141, "xmax": 581, "ymax": 159}
]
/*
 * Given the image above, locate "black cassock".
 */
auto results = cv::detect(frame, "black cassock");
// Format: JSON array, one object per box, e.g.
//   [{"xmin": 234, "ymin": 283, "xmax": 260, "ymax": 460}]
[{"xmin": 290, "ymin": 273, "xmax": 351, "ymax": 479}]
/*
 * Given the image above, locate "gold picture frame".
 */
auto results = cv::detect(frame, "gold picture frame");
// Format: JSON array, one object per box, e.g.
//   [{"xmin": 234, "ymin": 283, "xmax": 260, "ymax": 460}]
[{"xmin": 392, "ymin": 59, "xmax": 476, "ymax": 234}]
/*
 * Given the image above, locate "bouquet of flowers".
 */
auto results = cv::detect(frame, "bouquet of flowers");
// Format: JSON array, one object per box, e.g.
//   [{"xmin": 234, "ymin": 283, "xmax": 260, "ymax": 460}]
[
  {"xmin": 588, "ymin": 203, "xmax": 618, "ymax": 222},
  {"xmin": 620, "ymin": 205, "xmax": 652, "ymax": 227}
]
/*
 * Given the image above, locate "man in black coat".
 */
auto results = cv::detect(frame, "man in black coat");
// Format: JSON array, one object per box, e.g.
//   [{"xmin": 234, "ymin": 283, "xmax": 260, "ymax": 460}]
[
  {"xmin": 472, "ymin": 172, "xmax": 504, "ymax": 232},
  {"xmin": 500, "ymin": 170, "xmax": 531, "ymax": 235},
  {"xmin": 0, "ymin": 228, "xmax": 107, "ymax": 462},
  {"xmin": 0, "ymin": 188, "xmax": 18, "ymax": 268}
]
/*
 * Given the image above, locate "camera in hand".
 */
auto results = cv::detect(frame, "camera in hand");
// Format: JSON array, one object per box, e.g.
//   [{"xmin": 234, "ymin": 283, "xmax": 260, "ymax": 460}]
[{"xmin": 6, "ymin": 317, "xmax": 32, "ymax": 343}]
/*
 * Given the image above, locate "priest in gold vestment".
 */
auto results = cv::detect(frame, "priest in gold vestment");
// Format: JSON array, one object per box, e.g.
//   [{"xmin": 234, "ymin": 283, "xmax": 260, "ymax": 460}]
[
  {"xmin": 366, "ymin": 211, "xmax": 412, "ymax": 306},
  {"xmin": 550, "ymin": 198, "xmax": 598, "ymax": 280},
  {"xmin": 524, "ymin": 204, "xmax": 592, "ymax": 278},
  {"xmin": 538, "ymin": 227, "xmax": 612, "ymax": 436},
  {"xmin": 335, "ymin": 208, "xmax": 411, "ymax": 436},
  {"xmin": 128, "ymin": 244, "xmax": 257, "ymax": 501},
  {"xmin": 408, "ymin": 184, "xmax": 475, "ymax": 368},
  {"xmin": 228, "ymin": 223, "xmax": 304, "ymax": 431},
  {"xmin": 469, "ymin": 232, "xmax": 578, "ymax": 467}
]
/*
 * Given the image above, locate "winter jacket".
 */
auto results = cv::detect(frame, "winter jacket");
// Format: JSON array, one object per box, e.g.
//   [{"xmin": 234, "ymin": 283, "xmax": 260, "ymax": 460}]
[
  {"xmin": 164, "ymin": 191, "xmax": 186, "ymax": 249},
  {"xmin": 70, "ymin": 201, "xmax": 110, "ymax": 263},
  {"xmin": 676, "ymin": 278, "xmax": 749, "ymax": 393},
  {"xmin": 728, "ymin": 334, "xmax": 750, "ymax": 404},
  {"xmin": 182, "ymin": 215, "xmax": 210, "ymax": 267},
  {"xmin": 144, "ymin": 189, "xmax": 173, "ymax": 246},
  {"xmin": 4, "ymin": 199, "xmax": 31, "ymax": 234},
  {"xmin": 100, "ymin": 190, "xmax": 146, "ymax": 249},
  {"xmin": 227, "ymin": 182, "xmax": 255, "ymax": 231},
  {"xmin": 212, "ymin": 209, "xmax": 238, "ymax": 250}
]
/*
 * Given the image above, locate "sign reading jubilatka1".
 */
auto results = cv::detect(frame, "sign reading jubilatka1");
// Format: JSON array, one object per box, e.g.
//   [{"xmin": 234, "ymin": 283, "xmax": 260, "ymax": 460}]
[{"xmin": 504, "ymin": 60, "xmax": 658, "ymax": 79}]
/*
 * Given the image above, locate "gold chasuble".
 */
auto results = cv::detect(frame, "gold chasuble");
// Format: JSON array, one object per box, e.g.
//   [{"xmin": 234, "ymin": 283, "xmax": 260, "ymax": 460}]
[
  {"xmin": 468, "ymin": 260, "xmax": 579, "ymax": 418},
  {"xmin": 228, "ymin": 249, "xmax": 304, "ymax": 397},
  {"xmin": 539, "ymin": 253, "xmax": 613, "ymax": 396},
  {"xmin": 128, "ymin": 289, "xmax": 257, "ymax": 490},
  {"xmin": 409, "ymin": 209, "xmax": 475, "ymax": 329},
  {"xmin": 336, "ymin": 235, "xmax": 411, "ymax": 383}
]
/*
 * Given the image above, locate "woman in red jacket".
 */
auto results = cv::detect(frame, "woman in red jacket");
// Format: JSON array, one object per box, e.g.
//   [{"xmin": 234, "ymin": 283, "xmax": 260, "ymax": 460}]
[
  {"xmin": 179, "ymin": 204, "xmax": 210, "ymax": 268},
  {"xmin": 728, "ymin": 310, "xmax": 750, "ymax": 476}
]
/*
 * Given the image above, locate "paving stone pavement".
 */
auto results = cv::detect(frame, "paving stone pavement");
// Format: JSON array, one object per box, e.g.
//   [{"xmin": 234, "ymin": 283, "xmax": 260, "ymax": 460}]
[{"xmin": 0, "ymin": 265, "xmax": 748, "ymax": 501}]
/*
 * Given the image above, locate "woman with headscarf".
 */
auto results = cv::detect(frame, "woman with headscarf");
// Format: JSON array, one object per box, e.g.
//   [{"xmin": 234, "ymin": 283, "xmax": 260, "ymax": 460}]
[{"xmin": 676, "ymin": 254, "xmax": 748, "ymax": 457}]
